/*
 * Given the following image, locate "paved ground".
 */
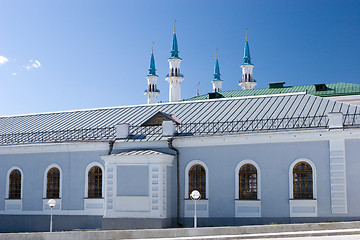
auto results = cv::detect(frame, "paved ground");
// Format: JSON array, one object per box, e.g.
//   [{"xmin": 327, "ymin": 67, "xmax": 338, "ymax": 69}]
[
  {"xmin": 2, "ymin": 221, "xmax": 360, "ymax": 240},
  {"xmin": 157, "ymin": 229, "xmax": 360, "ymax": 240}
]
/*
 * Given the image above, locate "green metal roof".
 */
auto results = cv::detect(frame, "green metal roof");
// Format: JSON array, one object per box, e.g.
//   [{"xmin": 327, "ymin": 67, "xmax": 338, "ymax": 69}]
[{"xmin": 185, "ymin": 82, "xmax": 360, "ymax": 101}]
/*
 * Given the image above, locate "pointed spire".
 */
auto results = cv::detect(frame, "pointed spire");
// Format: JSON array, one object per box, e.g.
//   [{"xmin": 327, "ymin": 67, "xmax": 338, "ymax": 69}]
[
  {"xmin": 148, "ymin": 42, "xmax": 157, "ymax": 76},
  {"xmin": 213, "ymin": 48, "xmax": 221, "ymax": 81},
  {"xmin": 243, "ymin": 28, "xmax": 252, "ymax": 65},
  {"xmin": 170, "ymin": 20, "xmax": 180, "ymax": 59},
  {"xmin": 196, "ymin": 81, "xmax": 200, "ymax": 96}
]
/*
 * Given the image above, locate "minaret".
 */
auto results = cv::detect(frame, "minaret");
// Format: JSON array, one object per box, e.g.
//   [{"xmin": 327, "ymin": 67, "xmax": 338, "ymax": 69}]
[
  {"xmin": 165, "ymin": 21, "xmax": 184, "ymax": 102},
  {"xmin": 239, "ymin": 29, "xmax": 257, "ymax": 90},
  {"xmin": 144, "ymin": 43, "xmax": 160, "ymax": 104},
  {"xmin": 212, "ymin": 49, "xmax": 223, "ymax": 92}
]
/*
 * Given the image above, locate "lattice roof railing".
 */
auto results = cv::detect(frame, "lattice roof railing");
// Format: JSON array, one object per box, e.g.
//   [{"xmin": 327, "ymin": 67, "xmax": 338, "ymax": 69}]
[{"xmin": 0, "ymin": 113, "xmax": 359, "ymax": 146}]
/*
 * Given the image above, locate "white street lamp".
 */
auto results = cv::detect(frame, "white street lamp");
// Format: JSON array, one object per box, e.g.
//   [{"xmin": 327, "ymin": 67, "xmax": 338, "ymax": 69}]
[
  {"xmin": 47, "ymin": 199, "xmax": 56, "ymax": 232},
  {"xmin": 190, "ymin": 190, "xmax": 201, "ymax": 228}
]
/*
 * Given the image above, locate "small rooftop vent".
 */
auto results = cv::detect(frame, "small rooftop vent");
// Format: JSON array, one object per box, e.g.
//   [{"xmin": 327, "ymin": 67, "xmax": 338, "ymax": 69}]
[
  {"xmin": 315, "ymin": 84, "xmax": 327, "ymax": 91},
  {"xmin": 269, "ymin": 82, "xmax": 285, "ymax": 88},
  {"xmin": 208, "ymin": 92, "xmax": 224, "ymax": 99}
]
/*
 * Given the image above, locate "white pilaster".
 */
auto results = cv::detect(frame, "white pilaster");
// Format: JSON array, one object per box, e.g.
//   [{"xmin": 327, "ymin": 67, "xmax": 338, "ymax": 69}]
[{"xmin": 329, "ymin": 138, "xmax": 348, "ymax": 214}]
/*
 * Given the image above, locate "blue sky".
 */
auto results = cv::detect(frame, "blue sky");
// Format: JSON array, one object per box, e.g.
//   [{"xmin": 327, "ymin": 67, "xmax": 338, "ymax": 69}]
[{"xmin": 0, "ymin": 0, "xmax": 359, "ymax": 116}]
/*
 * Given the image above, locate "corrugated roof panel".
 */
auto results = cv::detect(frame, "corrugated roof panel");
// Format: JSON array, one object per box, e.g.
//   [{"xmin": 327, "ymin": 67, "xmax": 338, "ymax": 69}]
[
  {"xmin": 0, "ymin": 93, "xmax": 358, "ymax": 139},
  {"xmin": 246, "ymin": 96, "xmax": 274, "ymax": 120},
  {"xmin": 225, "ymin": 98, "xmax": 251, "ymax": 122},
  {"xmin": 202, "ymin": 100, "xmax": 233, "ymax": 123},
  {"xmin": 276, "ymin": 95, "xmax": 295, "ymax": 118},
  {"xmin": 233, "ymin": 97, "xmax": 263, "ymax": 122},
  {"xmin": 263, "ymin": 95, "xmax": 290, "ymax": 120},
  {"xmin": 114, "ymin": 149, "xmax": 173, "ymax": 156},
  {"xmin": 181, "ymin": 101, "xmax": 215, "ymax": 123},
  {"xmin": 217, "ymin": 99, "xmax": 242, "ymax": 122}
]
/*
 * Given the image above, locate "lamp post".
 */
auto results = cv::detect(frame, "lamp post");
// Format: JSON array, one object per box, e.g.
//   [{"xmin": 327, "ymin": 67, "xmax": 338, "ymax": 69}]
[
  {"xmin": 47, "ymin": 199, "xmax": 56, "ymax": 232},
  {"xmin": 190, "ymin": 190, "xmax": 201, "ymax": 228}
]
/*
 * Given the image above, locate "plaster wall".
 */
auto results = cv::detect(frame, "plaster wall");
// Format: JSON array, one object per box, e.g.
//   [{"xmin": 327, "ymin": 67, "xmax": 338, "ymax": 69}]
[
  {"xmin": 177, "ymin": 140, "xmax": 332, "ymax": 218},
  {"xmin": 0, "ymin": 150, "xmax": 107, "ymax": 212}
]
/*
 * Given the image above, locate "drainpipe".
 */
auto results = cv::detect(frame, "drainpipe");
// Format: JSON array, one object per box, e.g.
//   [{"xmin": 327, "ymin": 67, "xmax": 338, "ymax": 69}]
[
  {"xmin": 108, "ymin": 140, "xmax": 115, "ymax": 155},
  {"xmin": 168, "ymin": 138, "xmax": 182, "ymax": 227}
]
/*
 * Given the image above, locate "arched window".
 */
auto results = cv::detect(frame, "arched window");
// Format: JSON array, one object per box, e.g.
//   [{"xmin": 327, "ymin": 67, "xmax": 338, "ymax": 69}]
[
  {"xmin": 9, "ymin": 169, "xmax": 21, "ymax": 199},
  {"xmin": 88, "ymin": 166, "xmax": 102, "ymax": 198},
  {"xmin": 239, "ymin": 164, "xmax": 257, "ymax": 200},
  {"xmin": 47, "ymin": 167, "xmax": 60, "ymax": 198},
  {"xmin": 188, "ymin": 164, "xmax": 206, "ymax": 198},
  {"xmin": 293, "ymin": 162, "xmax": 313, "ymax": 199}
]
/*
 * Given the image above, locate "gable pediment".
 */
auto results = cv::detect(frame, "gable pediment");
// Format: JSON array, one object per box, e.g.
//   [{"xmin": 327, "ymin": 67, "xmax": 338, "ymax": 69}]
[{"xmin": 141, "ymin": 112, "xmax": 180, "ymax": 126}]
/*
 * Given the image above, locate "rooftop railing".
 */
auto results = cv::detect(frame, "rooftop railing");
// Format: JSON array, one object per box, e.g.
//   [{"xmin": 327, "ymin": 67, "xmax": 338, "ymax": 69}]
[
  {"xmin": 0, "ymin": 113, "xmax": 359, "ymax": 146},
  {"xmin": 176, "ymin": 115, "xmax": 329, "ymax": 136},
  {"xmin": 0, "ymin": 127, "xmax": 116, "ymax": 146},
  {"xmin": 343, "ymin": 113, "xmax": 360, "ymax": 127}
]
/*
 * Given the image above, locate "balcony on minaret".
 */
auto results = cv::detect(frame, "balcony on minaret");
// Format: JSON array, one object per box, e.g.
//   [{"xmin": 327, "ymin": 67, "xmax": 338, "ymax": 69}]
[
  {"xmin": 166, "ymin": 73, "xmax": 184, "ymax": 78},
  {"xmin": 241, "ymin": 74, "xmax": 256, "ymax": 83}
]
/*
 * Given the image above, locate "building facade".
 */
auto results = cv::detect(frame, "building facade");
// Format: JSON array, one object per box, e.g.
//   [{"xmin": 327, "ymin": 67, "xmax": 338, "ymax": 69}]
[{"xmin": 1, "ymin": 93, "xmax": 360, "ymax": 232}]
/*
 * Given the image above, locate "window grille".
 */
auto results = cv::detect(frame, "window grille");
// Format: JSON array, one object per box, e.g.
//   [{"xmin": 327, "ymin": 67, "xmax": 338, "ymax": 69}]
[
  {"xmin": 47, "ymin": 168, "xmax": 60, "ymax": 198},
  {"xmin": 88, "ymin": 166, "xmax": 102, "ymax": 198},
  {"xmin": 239, "ymin": 164, "xmax": 257, "ymax": 200},
  {"xmin": 9, "ymin": 169, "xmax": 21, "ymax": 199},
  {"xmin": 293, "ymin": 162, "xmax": 313, "ymax": 199},
  {"xmin": 188, "ymin": 164, "xmax": 206, "ymax": 198}
]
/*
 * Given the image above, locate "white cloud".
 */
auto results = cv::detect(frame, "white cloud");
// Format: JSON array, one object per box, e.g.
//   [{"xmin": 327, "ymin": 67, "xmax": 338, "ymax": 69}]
[
  {"xmin": 0, "ymin": 56, "xmax": 9, "ymax": 64},
  {"xmin": 11, "ymin": 72, "xmax": 17, "ymax": 76},
  {"xmin": 24, "ymin": 59, "xmax": 41, "ymax": 70}
]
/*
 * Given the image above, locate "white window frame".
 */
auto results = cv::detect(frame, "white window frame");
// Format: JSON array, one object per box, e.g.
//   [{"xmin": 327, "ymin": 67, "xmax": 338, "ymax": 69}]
[
  {"xmin": 289, "ymin": 158, "xmax": 317, "ymax": 200},
  {"xmin": 289, "ymin": 158, "xmax": 318, "ymax": 217},
  {"xmin": 84, "ymin": 162, "xmax": 104, "ymax": 198},
  {"xmin": 184, "ymin": 160, "xmax": 209, "ymax": 199},
  {"xmin": 43, "ymin": 163, "xmax": 63, "ymax": 199},
  {"xmin": 235, "ymin": 160, "xmax": 261, "ymax": 200},
  {"xmin": 5, "ymin": 166, "xmax": 24, "ymax": 199}
]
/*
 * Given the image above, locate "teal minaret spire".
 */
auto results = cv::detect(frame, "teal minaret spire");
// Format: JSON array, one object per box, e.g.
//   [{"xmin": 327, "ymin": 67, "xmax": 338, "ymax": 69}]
[
  {"xmin": 239, "ymin": 29, "xmax": 256, "ymax": 90},
  {"xmin": 166, "ymin": 20, "xmax": 184, "ymax": 102},
  {"xmin": 170, "ymin": 20, "xmax": 180, "ymax": 59},
  {"xmin": 145, "ymin": 43, "xmax": 160, "ymax": 104},
  {"xmin": 148, "ymin": 45, "xmax": 158, "ymax": 76},
  {"xmin": 213, "ymin": 54, "xmax": 221, "ymax": 81},
  {"xmin": 212, "ymin": 49, "xmax": 223, "ymax": 92},
  {"xmin": 243, "ymin": 40, "xmax": 252, "ymax": 65}
]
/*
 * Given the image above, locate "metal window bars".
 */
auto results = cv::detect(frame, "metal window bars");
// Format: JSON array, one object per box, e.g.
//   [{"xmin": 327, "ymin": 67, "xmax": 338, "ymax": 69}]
[{"xmin": 0, "ymin": 113, "xmax": 359, "ymax": 146}]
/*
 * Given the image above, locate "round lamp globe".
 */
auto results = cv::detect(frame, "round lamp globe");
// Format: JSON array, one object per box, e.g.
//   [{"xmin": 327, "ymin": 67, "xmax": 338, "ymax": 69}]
[
  {"xmin": 47, "ymin": 199, "xmax": 56, "ymax": 208},
  {"xmin": 190, "ymin": 190, "xmax": 201, "ymax": 200}
]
